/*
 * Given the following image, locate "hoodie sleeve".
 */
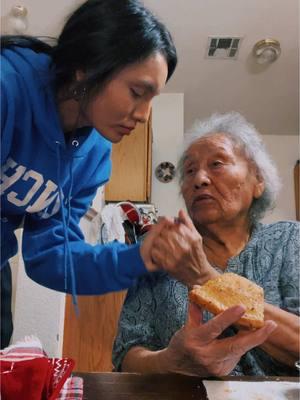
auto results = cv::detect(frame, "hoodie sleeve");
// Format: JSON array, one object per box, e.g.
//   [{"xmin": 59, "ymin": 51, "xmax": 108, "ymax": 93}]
[
  {"xmin": 1, "ymin": 75, "xmax": 11, "ymax": 162},
  {"xmin": 1, "ymin": 66, "xmax": 24, "ymax": 163},
  {"xmin": 21, "ymin": 147, "xmax": 148, "ymax": 295}
]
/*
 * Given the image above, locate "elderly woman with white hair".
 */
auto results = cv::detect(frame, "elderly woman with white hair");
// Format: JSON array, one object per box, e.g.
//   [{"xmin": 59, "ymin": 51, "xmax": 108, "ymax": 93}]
[{"xmin": 112, "ymin": 112, "xmax": 299, "ymax": 376}]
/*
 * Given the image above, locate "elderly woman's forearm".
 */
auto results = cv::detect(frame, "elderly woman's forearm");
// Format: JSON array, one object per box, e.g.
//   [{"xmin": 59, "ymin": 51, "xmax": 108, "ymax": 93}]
[
  {"xmin": 260, "ymin": 302, "xmax": 300, "ymax": 366},
  {"xmin": 122, "ymin": 346, "xmax": 170, "ymax": 373}
]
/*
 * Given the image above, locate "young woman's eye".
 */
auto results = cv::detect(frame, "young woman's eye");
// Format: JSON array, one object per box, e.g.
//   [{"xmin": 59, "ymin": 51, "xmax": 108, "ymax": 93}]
[{"xmin": 131, "ymin": 88, "xmax": 143, "ymax": 98}]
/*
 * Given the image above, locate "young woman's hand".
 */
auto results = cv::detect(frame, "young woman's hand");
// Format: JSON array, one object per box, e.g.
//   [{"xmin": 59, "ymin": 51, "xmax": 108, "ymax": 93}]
[{"xmin": 139, "ymin": 216, "xmax": 174, "ymax": 272}]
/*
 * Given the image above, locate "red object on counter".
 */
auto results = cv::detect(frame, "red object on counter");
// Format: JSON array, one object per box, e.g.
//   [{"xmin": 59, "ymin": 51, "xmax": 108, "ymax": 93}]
[{"xmin": 0, "ymin": 337, "xmax": 82, "ymax": 400}]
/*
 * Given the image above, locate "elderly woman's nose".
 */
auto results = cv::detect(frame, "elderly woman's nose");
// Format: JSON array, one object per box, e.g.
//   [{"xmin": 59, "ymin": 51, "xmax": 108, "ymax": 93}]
[{"xmin": 194, "ymin": 169, "xmax": 210, "ymax": 188}]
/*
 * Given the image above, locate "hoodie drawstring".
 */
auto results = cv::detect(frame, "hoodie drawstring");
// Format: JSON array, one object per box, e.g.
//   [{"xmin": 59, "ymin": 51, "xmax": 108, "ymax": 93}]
[
  {"xmin": 67, "ymin": 158, "xmax": 74, "ymax": 227},
  {"xmin": 55, "ymin": 141, "xmax": 78, "ymax": 313}
]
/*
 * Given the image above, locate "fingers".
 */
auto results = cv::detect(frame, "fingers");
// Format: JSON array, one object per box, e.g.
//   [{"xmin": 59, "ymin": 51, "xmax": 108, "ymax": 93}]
[
  {"xmin": 237, "ymin": 320, "xmax": 277, "ymax": 352},
  {"xmin": 219, "ymin": 320, "xmax": 277, "ymax": 359},
  {"xmin": 198, "ymin": 306, "xmax": 246, "ymax": 342},
  {"xmin": 152, "ymin": 224, "xmax": 190, "ymax": 257},
  {"xmin": 156, "ymin": 210, "xmax": 195, "ymax": 234},
  {"xmin": 156, "ymin": 211, "xmax": 197, "ymax": 245},
  {"xmin": 146, "ymin": 217, "xmax": 174, "ymax": 243},
  {"xmin": 185, "ymin": 301, "xmax": 204, "ymax": 329},
  {"xmin": 177, "ymin": 209, "xmax": 195, "ymax": 230},
  {"xmin": 156, "ymin": 216, "xmax": 174, "ymax": 230},
  {"xmin": 157, "ymin": 215, "xmax": 175, "ymax": 226},
  {"xmin": 156, "ymin": 221, "xmax": 192, "ymax": 246}
]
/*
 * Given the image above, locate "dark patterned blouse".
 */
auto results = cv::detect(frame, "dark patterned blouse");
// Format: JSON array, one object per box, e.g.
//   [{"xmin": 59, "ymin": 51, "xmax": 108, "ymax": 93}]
[{"xmin": 113, "ymin": 221, "xmax": 300, "ymax": 376}]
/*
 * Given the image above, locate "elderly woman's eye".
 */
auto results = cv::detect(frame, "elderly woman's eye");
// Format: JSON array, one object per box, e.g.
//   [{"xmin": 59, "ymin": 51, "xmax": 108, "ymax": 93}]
[
  {"xmin": 212, "ymin": 160, "xmax": 223, "ymax": 167},
  {"xmin": 184, "ymin": 167, "xmax": 194, "ymax": 175}
]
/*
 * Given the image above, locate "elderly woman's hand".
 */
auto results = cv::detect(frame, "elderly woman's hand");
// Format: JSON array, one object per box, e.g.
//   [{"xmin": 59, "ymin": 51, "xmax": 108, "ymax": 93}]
[
  {"xmin": 159, "ymin": 302, "xmax": 277, "ymax": 377},
  {"xmin": 150, "ymin": 209, "xmax": 218, "ymax": 287}
]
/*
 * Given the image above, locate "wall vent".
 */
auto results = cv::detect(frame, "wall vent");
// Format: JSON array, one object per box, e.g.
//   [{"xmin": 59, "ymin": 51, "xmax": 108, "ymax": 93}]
[{"xmin": 206, "ymin": 37, "xmax": 242, "ymax": 59}]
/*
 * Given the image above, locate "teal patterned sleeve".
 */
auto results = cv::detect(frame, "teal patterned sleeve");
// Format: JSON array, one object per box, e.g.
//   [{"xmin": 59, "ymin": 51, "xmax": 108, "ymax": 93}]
[
  {"xmin": 279, "ymin": 222, "xmax": 300, "ymax": 315},
  {"xmin": 112, "ymin": 271, "xmax": 188, "ymax": 371},
  {"xmin": 112, "ymin": 273, "xmax": 165, "ymax": 371}
]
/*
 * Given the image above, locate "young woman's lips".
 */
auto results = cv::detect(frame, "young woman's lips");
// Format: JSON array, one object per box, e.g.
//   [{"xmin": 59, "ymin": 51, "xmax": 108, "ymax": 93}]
[{"xmin": 118, "ymin": 125, "xmax": 135, "ymax": 135}]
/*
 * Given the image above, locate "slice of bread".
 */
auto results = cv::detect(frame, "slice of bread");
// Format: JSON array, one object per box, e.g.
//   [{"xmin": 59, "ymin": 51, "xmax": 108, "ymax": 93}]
[{"xmin": 189, "ymin": 273, "xmax": 264, "ymax": 329}]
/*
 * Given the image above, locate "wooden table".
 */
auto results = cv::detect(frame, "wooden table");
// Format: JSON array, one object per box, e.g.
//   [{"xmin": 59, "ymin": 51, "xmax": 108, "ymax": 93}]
[{"xmin": 75, "ymin": 372, "xmax": 299, "ymax": 400}]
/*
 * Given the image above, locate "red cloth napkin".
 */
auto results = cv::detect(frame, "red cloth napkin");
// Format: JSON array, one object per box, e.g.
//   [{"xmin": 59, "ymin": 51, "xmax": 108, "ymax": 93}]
[{"xmin": 0, "ymin": 336, "xmax": 83, "ymax": 400}]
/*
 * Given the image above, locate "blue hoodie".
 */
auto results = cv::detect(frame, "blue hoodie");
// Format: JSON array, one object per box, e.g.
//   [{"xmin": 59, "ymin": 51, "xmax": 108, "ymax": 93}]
[{"xmin": 1, "ymin": 46, "xmax": 147, "ymax": 298}]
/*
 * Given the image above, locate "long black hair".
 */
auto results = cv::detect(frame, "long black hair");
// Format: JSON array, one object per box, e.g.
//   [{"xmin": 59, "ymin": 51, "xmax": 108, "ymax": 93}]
[{"xmin": 1, "ymin": 0, "xmax": 177, "ymax": 95}]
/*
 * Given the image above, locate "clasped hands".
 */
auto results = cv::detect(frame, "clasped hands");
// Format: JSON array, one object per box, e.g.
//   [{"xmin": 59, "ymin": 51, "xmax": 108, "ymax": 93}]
[{"xmin": 140, "ymin": 208, "xmax": 218, "ymax": 286}]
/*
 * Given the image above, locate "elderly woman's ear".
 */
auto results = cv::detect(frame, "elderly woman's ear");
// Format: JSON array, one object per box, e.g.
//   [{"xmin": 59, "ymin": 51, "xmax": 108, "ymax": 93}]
[
  {"xmin": 249, "ymin": 161, "xmax": 265, "ymax": 199},
  {"xmin": 253, "ymin": 173, "xmax": 265, "ymax": 199}
]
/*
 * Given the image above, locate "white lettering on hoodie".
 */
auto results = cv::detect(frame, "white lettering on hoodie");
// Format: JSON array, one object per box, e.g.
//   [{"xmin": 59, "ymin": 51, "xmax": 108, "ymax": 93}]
[{"xmin": 1, "ymin": 157, "xmax": 61, "ymax": 218}]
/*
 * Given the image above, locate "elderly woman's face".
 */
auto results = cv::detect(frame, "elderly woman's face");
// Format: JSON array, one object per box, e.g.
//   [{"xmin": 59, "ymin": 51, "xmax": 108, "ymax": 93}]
[{"xmin": 181, "ymin": 133, "xmax": 264, "ymax": 226}]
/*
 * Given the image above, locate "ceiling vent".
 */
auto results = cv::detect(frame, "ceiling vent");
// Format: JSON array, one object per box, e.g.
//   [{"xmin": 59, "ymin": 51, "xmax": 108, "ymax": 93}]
[{"xmin": 206, "ymin": 37, "xmax": 242, "ymax": 59}]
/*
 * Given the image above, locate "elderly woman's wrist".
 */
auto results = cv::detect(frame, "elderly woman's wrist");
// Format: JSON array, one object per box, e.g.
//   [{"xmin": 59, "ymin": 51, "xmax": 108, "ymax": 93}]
[
  {"xmin": 123, "ymin": 347, "xmax": 173, "ymax": 373},
  {"xmin": 154, "ymin": 348, "xmax": 174, "ymax": 373}
]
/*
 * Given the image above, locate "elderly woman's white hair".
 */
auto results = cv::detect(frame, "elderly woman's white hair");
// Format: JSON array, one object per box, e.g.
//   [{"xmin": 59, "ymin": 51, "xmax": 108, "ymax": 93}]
[{"xmin": 178, "ymin": 112, "xmax": 281, "ymax": 223}]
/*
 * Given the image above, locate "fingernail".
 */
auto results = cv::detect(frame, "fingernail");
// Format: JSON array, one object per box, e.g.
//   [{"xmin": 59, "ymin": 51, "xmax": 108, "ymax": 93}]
[
  {"xmin": 265, "ymin": 320, "xmax": 277, "ymax": 333},
  {"xmin": 233, "ymin": 305, "xmax": 246, "ymax": 314}
]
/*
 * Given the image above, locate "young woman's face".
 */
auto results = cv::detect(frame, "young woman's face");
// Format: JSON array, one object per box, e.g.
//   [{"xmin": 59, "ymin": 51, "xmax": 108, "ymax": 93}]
[{"xmin": 80, "ymin": 52, "xmax": 168, "ymax": 143}]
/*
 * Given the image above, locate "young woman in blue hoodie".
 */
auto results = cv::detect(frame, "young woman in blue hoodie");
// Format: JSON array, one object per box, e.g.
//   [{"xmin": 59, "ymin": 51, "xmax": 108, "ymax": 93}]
[{"xmin": 0, "ymin": 0, "xmax": 188, "ymax": 347}]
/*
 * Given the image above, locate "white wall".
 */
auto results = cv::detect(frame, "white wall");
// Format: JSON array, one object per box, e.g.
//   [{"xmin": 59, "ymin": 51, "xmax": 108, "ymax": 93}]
[
  {"xmin": 12, "ymin": 255, "xmax": 66, "ymax": 357},
  {"xmin": 151, "ymin": 94, "xmax": 186, "ymax": 217},
  {"xmin": 1, "ymin": 0, "xmax": 83, "ymax": 36},
  {"xmin": 262, "ymin": 135, "xmax": 299, "ymax": 223}
]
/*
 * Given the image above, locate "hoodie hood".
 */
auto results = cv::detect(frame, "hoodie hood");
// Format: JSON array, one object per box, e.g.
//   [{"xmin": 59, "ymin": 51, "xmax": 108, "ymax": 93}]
[{"xmin": 2, "ymin": 46, "xmax": 99, "ymax": 157}]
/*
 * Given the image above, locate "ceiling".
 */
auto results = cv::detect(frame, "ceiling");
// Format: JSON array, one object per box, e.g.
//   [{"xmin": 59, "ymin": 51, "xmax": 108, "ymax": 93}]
[
  {"xmin": 1, "ymin": 0, "xmax": 299, "ymax": 135},
  {"xmin": 144, "ymin": 0, "xmax": 299, "ymax": 135}
]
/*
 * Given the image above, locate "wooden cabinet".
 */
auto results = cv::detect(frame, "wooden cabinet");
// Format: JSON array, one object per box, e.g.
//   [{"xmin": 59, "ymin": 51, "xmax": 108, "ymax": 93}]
[
  {"xmin": 105, "ymin": 118, "xmax": 152, "ymax": 202},
  {"xmin": 63, "ymin": 291, "xmax": 127, "ymax": 372},
  {"xmin": 62, "ymin": 119, "xmax": 152, "ymax": 372}
]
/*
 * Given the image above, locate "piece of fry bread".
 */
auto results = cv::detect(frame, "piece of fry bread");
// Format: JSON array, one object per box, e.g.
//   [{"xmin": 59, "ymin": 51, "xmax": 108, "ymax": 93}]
[{"xmin": 189, "ymin": 273, "xmax": 264, "ymax": 329}]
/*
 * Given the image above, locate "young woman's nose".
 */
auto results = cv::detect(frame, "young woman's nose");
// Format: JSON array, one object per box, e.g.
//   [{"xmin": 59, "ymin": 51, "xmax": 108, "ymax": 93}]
[
  {"xmin": 194, "ymin": 169, "xmax": 211, "ymax": 189},
  {"xmin": 132, "ymin": 101, "xmax": 151, "ymax": 123}
]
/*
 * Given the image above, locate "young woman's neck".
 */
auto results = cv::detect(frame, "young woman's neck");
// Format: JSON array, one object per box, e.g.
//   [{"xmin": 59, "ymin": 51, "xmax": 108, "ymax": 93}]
[
  {"xmin": 56, "ymin": 85, "xmax": 89, "ymax": 134},
  {"xmin": 57, "ymin": 98, "xmax": 82, "ymax": 133}
]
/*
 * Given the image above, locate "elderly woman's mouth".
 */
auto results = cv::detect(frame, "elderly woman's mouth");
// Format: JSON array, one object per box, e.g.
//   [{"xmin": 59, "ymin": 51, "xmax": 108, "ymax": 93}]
[{"xmin": 193, "ymin": 194, "xmax": 215, "ymax": 204}]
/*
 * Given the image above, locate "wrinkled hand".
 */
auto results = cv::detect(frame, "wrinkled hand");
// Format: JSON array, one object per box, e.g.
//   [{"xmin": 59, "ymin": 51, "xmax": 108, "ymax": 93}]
[
  {"xmin": 150, "ymin": 209, "xmax": 218, "ymax": 287},
  {"xmin": 140, "ymin": 216, "xmax": 174, "ymax": 272},
  {"xmin": 162, "ymin": 302, "xmax": 277, "ymax": 377}
]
